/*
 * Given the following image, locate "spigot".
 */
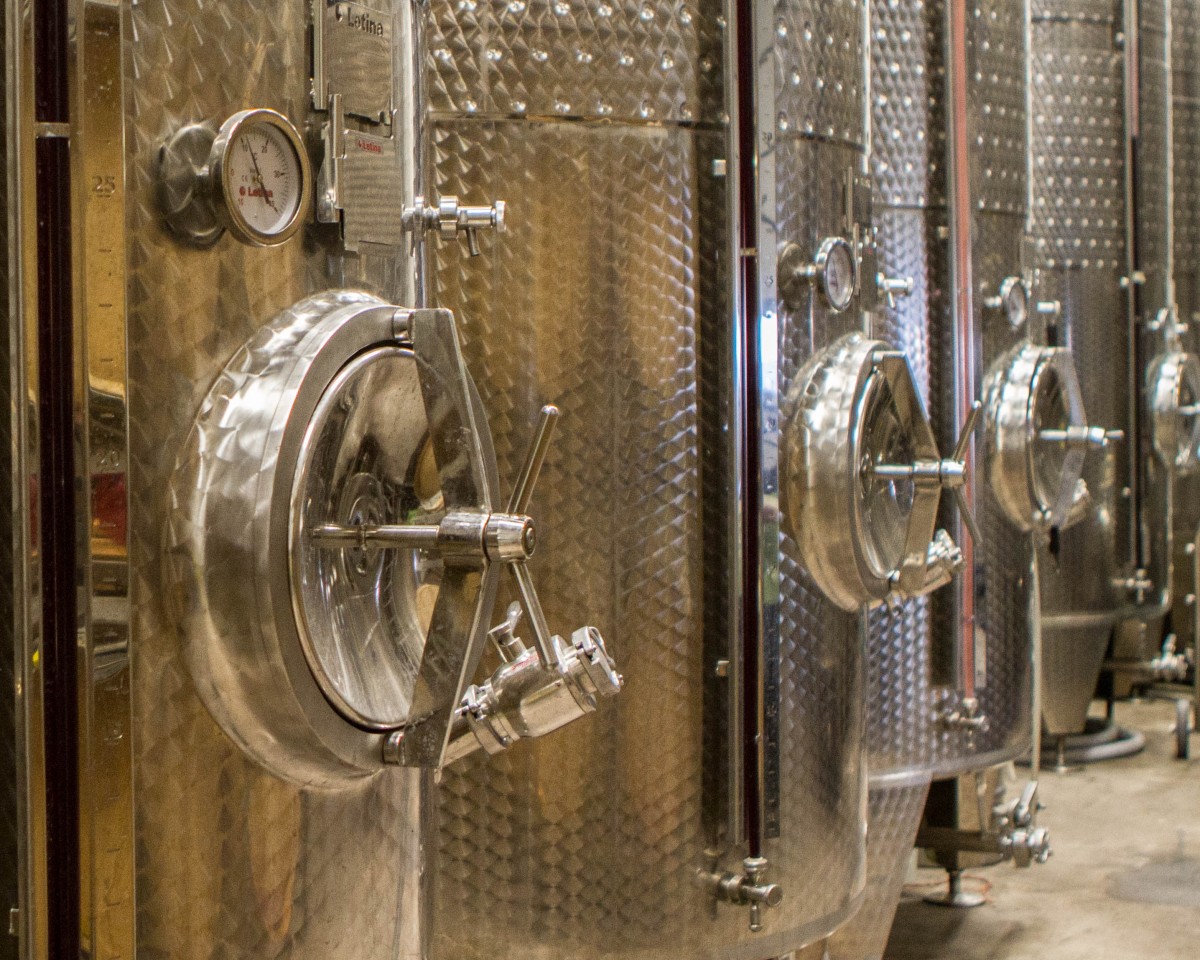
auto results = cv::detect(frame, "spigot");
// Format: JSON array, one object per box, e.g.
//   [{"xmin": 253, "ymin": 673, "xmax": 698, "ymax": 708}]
[
  {"xmin": 698, "ymin": 856, "xmax": 783, "ymax": 933},
  {"xmin": 404, "ymin": 194, "xmax": 507, "ymax": 255},
  {"xmin": 435, "ymin": 619, "xmax": 622, "ymax": 766},
  {"xmin": 877, "ymin": 272, "xmax": 915, "ymax": 309},
  {"xmin": 939, "ymin": 694, "xmax": 990, "ymax": 734},
  {"xmin": 994, "ymin": 782, "xmax": 1051, "ymax": 868},
  {"xmin": 918, "ymin": 780, "xmax": 1050, "ymax": 869},
  {"xmin": 1113, "ymin": 568, "xmax": 1154, "ymax": 604}
]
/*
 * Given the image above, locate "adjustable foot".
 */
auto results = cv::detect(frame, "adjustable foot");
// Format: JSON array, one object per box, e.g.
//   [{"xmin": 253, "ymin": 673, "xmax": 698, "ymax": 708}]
[{"xmin": 923, "ymin": 870, "xmax": 985, "ymax": 909}]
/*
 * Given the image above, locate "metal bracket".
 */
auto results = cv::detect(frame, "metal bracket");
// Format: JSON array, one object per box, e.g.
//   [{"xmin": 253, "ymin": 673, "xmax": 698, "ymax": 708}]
[{"xmin": 315, "ymin": 94, "xmax": 406, "ymax": 250}]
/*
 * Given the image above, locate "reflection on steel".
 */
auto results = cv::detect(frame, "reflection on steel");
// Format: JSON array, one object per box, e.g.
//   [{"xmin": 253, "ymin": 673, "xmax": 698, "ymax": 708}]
[
  {"xmin": 171, "ymin": 296, "xmax": 614, "ymax": 776},
  {"xmin": 1148, "ymin": 347, "xmax": 1200, "ymax": 471}
]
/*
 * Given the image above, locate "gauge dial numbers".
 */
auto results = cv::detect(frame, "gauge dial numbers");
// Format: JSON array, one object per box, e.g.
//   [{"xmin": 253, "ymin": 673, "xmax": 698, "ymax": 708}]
[{"xmin": 210, "ymin": 109, "xmax": 312, "ymax": 247}]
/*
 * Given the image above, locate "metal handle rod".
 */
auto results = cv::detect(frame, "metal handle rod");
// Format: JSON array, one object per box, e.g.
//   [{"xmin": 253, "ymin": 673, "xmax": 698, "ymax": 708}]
[
  {"xmin": 511, "ymin": 561, "xmax": 562, "ymax": 669},
  {"xmin": 311, "ymin": 522, "xmax": 440, "ymax": 550},
  {"xmin": 953, "ymin": 401, "xmax": 983, "ymax": 465},
  {"xmin": 954, "ymin": 488, "xmax": 983, "ymax": 545},
  {"xmin": 508, "ymin": 405, "xmax": 559, "ymax": 515}
]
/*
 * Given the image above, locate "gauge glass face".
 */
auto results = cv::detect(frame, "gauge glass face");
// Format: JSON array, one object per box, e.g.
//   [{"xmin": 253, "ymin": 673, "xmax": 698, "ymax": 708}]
[
  {"xmin": 226, "ymin": 120, "xmax": 304, "ymax": 238},
  {"xmin": 823, "ymin": 241, "xmax": 857, "ymax": 312},
  {"xmin": 859, "ymin": 377, "xmax": 915, "ymax": 578},
  {"xmin": 1003, "ymin": 279, "xmax": 1028, "ymax": 328}
]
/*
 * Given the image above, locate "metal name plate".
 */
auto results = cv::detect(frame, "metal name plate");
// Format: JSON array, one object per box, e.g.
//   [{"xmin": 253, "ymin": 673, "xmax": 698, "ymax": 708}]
[
  {"xmin": 313, "ymin": 0, "xmax": 393, "ymax": 123},
  {"xmin": 331, "ymin": 124, "xmax": 406, "ymax": 249}
]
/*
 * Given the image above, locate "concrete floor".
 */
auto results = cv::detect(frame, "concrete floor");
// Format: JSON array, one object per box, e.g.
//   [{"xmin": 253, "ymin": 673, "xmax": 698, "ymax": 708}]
[{"xmin": 885, "ymin": 699, "xmax": 1200, "ymax": 959}]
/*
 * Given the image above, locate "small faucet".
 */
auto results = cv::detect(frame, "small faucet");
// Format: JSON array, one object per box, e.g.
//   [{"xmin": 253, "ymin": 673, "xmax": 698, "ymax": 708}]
[
  {"xmin": 698, "ymin": 855, "xmax": 784, "ymax": 933},
  {"xmin": 404, "ymin": 194, "xmax": 506, "ymax": 255}
]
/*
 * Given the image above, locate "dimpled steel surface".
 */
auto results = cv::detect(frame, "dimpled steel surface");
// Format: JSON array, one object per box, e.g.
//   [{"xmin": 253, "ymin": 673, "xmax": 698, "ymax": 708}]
[
  {"xmin": 124, "ymin": 3, "xmax": 426, "ymax": 957},
  {"xmin": 428, "ymin": 117, "xmax": 865, "ymax": 960},
  {"xmin": 1028, "ymin": 6, "xmax": 1128, "ymax": 735},
  {"xmin": 1114, "ymin": 0, "xmax": 1175, "ymax": 669},
  {"xmin": 864, "ymin": 0, "xmax": 1033, "ymax": 785},
  {"xmin": 796, "ymin": 781, "xmax": 931, "ymax": 960},
  {"xmin": 425, "ymin": 0, "xmax": 724, "ymax": 123},
  {"xmin": 427, "ymin": 0, "xmax": 868, "ymax": 953}
]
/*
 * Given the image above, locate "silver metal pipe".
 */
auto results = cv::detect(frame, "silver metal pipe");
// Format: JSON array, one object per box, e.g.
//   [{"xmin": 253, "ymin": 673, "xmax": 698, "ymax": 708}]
[
  {"xmin": 721, "ymin": 0, "xmax": 747, "ymax": 849},
  {"xmin": 1122, "ymin": 0, "xmax": 1145, "ymax": 574},
  {"xmin": 1029, "ymin": 539, "xmax": 1043, "ymax": 777},
  {"xmin": 945, "ymin": 0, "xmax": 979, "ymax": 702}
]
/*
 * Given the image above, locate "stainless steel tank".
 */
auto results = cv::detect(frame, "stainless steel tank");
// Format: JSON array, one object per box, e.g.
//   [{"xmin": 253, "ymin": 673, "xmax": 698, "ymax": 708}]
[
  {"xmin": 1170, "ymin": 2, "xmax": 1200, "ymax": 684},
  {"xmin": 1028, "ymin": 0, "xmax": 1133, "ymax": 740},
  {"xmin": 1107, "ymin": 0, "xmax": 1200, "ymax": 693},
  {"xmin": 424, "ymin": 0, "xmax": 888, "ymax": 956},
  {"xmin": 12, "ymin": 0, "xmax": 619, "ymax": 955},
  {"xmin": 799, "ymin": 0, "xmax": 1067, "ymax": 955}
]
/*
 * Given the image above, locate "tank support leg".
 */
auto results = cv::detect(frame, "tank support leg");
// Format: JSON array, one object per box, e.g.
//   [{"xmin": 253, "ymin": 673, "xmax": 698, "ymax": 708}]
[{"xmin": 922, "ymin": 869, "xmax": 986, "ymax": 909}]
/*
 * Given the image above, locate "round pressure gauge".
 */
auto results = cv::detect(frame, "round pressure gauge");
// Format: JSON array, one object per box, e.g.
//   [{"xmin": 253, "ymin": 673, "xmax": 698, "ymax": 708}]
[
  {"xmin": 990, "ymin": 276, "xmax": 1029, "ymax": 328},
  {"xmin": 814, "ymin": 237, "xmax": 858, "ymax": 312},
  {"xmin": 210, "ymin": 109, "xmax": 312, "ymax": 246},
  {"xmin": 157, "ymin": 108, "xmax": 312, "ymax": 248}
]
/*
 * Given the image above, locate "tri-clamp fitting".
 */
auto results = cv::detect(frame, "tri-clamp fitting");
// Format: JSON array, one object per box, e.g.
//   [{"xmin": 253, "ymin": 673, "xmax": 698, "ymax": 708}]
[
  {"xmin": 404, "ymin": 194, "xmax": 506, "ymax": 255},
  {"xmin": 916, "ymin": 529, "xmax": 967, "ymax": 596},
  {"xmin": 993, "ymin": 782, "xmax": 1051, "ymax": 868},
  {"xmin": 698, "ymin": 856, "xmax": 783, "ymax": 933},
  {"xmin": 434, "ymin": 605, "xmax": 622, "ymax": 765},
  {"xmin": 1150, "ymin": 633, "xmax": 1190, "ymax": 682}
]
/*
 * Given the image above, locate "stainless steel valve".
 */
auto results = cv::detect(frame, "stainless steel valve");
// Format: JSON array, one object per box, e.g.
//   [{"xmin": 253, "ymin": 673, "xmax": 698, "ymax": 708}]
[{"xmin": 404, "ymin": 194, "xmax": 507, "ymax": 255}]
